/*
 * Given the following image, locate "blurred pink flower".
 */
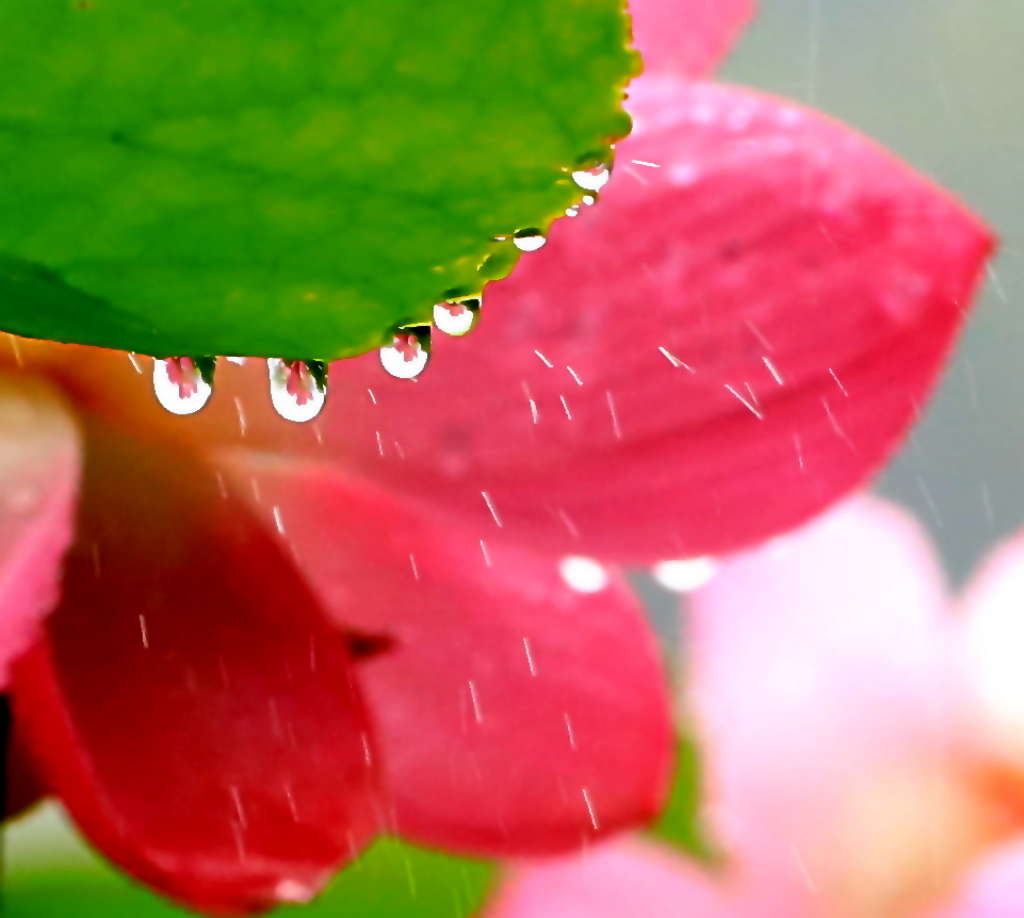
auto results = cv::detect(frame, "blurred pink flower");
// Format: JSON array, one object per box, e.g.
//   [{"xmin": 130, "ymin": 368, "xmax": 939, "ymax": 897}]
[{"xmin": 487, "ymin": 498, "xmax": 1024, "ymax": 917}]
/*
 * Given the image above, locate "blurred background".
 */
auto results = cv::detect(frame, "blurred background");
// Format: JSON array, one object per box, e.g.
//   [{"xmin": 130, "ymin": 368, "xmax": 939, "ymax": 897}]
[{"xmin": 5, "ymin": 0, "xmax": 1022, "ymax": 914}]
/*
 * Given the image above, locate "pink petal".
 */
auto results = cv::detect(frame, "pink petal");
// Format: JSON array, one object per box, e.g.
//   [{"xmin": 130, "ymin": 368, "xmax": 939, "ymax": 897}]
[
  {"xmin": 687, "ymin": 497, "xmax": 975, "ymax": 910},
  {"xmin": 929, "ymin": 838, "xmax": 1024, "ymax": 918},
  {"xmin": 11, "ymin": 430, "xmax": 378, "ymax": 914},
  {"xmin": 959, "ymin": 532, "xmax": 1024, "ymax": 770},
  {"xmin": 0, "ymin": 374, "xmax": 80, "ymax": 687},
  {"xmin": 220, "ymin": 452, "xmax": 673, "ymax": 857},
  {"xmin": 313, "ymin": 81, "xmax": 992, "ymax": 563},
  {"xmin": 630, "ymin": 0, "xmax": 756, "ymax": 77},
  {"xmin": 486, "ymin": 839, "xmax": 737, "ymax": 918}
]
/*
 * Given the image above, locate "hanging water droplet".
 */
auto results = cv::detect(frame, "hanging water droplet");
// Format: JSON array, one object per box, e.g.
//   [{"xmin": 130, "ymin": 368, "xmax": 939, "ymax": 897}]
[
  {"xmin": 652, "ymin": 557, "xmax": 717, "ymax": 593},
  {"xmin": 267, "ymin": 359, "xmax": 327, "ymax": 423},
  {"xmin": 513, "ymin": 229, "xmax": 547, "ymax": 252},
  {"xmin": 559, "ymin": 555, "xmax": 609, "ymax": 593},
  {"xmin": 433, "ymin": 298, "xmax": 480, "ymax": 336},
  {"xmin": 572, "ymin": 163, "xmax": 611, "ymax": 192},
  {"xmin": 564, "ymin": 204, "xmax": 580, "ymax": 218},
  {"xmin": 380, "ymin": 328, "xmax": 430, "ymax": 379},
  {"xmin": 153, "ymin": 357, "xmax": 213, "ymax": 415}
]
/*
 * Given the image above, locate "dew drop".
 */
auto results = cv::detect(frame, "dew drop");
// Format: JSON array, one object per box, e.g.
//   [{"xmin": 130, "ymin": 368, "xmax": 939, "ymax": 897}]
[
  {"xmin": 268, "ymin": 359, "xmax": 327, "ymax": 423},
  {"xmin": 559, "ymin": 555, "xmax": 609, "ymax": 593},
  {"xmin": 380, "ymin": 329, "xmax": 429, "ymax": 379},
  {"xmin": 572, "ymin": 163, "xmax": 611, "ymax": 192},
  {"xmin": 153, "ymin": 357, "xmax": 213, "ymax": 415},
  {"xmin": 513, "ymin": 229, "xmax": 547, "ymax": 252},
  {"xmin": 652, "ymin": 557, "xmax": 717, "ymax": 593},
  {"xmin": 565, "ymin": 204, "xmax": 580, "ymax": 218},
  {"xmin": 582, "ymin": 193, "xmax": 598, "ymax": 207},
  {"xmin": 433, "ymin": 297, "xmax": 480, "ymax": 336}
]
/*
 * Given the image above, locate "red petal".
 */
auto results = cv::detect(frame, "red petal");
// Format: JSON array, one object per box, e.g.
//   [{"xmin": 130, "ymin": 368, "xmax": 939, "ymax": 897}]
[
  {"xmin": 313, "ymin": 80, "xmax": 993, "ymax": 562},
  {"xmin": 0, "ymin": 374, "xmax": 79, "ymax": 687},
  {"xmin": 3, "ymin": 725, "xmax": 45, "ymax": 822},
  {"xmin": 630, "ymin": 0, "xmax": 755, "ymax": 77},
  {"xmin": 11, "ymin": 428, "xmax": 378, "ymax": 914},
  {"xmin": 221, "ymin": 452, "xmax": 673, "ymax": 857}
]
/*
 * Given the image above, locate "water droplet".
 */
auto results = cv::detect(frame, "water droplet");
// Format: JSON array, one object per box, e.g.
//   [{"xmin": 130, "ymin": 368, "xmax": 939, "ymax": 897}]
[
  {"xmin": 582, "ymin": 193, "xmax": 598, "ymax": 207},
  {"xmin": 572, "ymin": 163, "xmax": 611, "ymax": 192},
  {"xmin": 274, "ymin": 880, "xmax": 316, "ymax": 904},
  {"xmin": 652, "ymin": 557, "xmax": 717, "ymax": 593},
  {"xmin": 565, "ymin": 205, "xmax": 580, "ymax": 218},
  {"xmin": 153, "ymin": 357, "xmax": 213, "ymax": 415},
  {"xmin": 268, "ymin": 359, "xmax": 327, "ymax": 423},
  {"xmin": 433, "ymin": 298, "xmax": 480, "ymax": 336},
  {"xmin": 559, "ymin": 555, "xmax": 609, "ymax": 593},
  {"xmin": 513, "ymin": 229, "xmax": 547, "ymax": 252},
  {"xmin": 380, "ymin": 329, "xmax": 429, "ymax": 379}
]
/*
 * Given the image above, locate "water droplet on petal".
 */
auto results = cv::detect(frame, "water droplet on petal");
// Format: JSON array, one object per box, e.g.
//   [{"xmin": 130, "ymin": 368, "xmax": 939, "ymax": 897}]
[
  {"xmin": 380, "ymin": 329, "xmax": 430, "ymax": 379},
  {"xmin": 268, "ymin": 359, "xmax": 327, "ymax": 423},
  {"xmin": 572, "ymin": 163, "xmax": 611, "ymax": 192},
  {"xmin": 582, "ymin": 193, "xmax": 598, "ymax": 207},
  {"xmin": 153, "ymin": 357, "xmax": 213, "ymax": 415},
  {"xmin": 559, "ymin": 555, "xmax": 609, "ymax": 593},
  {"xmin": 513, "ymin": 229, "xmax": 547, "ymax": 252},
  {"xmin": 565, "ymin": 205, "xmax": 580, "ymax": 217},
  {"xmin": 433, "ymin": 298, "xmax": 480, "ymax": 336},
  {"xmin": 652, "ymin": 557, "xmax": 717, "ymax": 593}
]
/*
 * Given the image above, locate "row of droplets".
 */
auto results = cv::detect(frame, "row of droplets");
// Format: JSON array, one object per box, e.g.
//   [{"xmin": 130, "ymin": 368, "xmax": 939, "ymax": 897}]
[
  {"xmin": 152, "ymin": 297, "xmax": 480, "ymax": 423},
  {"xmin": 152, "ymin": 163, "xmax": 611, "ymax": 423}
]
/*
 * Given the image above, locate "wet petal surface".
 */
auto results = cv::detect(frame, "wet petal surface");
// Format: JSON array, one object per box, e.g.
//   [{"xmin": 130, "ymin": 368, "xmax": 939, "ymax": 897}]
[
  {"xmin": 11, "ymin": 427, "xmax": 378, "ymax": 914},
  {"xmin": 223, "ymin": 453, "xmax": 673, "ymax": 857},
  {"xmin": 312, "ymin": 81, "xmax": 993, "ymax": 562}
]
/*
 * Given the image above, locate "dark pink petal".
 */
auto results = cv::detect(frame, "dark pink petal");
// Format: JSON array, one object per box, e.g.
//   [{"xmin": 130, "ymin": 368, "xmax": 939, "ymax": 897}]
[
  {"xmin": 11, "ymin": 429, "xmax": 378, "ymax": 914},
  {"xmin": 630, "ymin": 0, "xmax": 756, "ymax": 77},
  {"xmin": 220, "ymin": 452, "xmax": 673, "ymax": 857},
  {"xmin": 0, "ymin": 374, "xmax": 79, "ymax": 687},
  {"xmin": 486, "ymin": 840, "xmax": 738, "ymax": 918},
  {"xmin": 2, "ymin": 729, "xmax": 45, "ymax": 822},
  {"xmin": 312, "ymin": 80, "xmax": 992, "ymax": 563},
  {"xmin": 687, "ymin": 497, "xmax": 980, "ymax": 912}
]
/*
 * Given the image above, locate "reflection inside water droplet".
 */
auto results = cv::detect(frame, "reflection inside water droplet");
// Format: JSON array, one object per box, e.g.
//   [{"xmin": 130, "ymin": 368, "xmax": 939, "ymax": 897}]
[
  {"xmin": 153, "ymin": 357, "xmax": 212, "ymax": 415},
  {"xmin": 268, "ymin": 359, "xmax": 327, "ymax": 423},
  {"xmin": 513, "ymin": 230, "xmax": 547, "ymax": 252},
  {"xmin": 433, "ymin": 298, "xmax": 480, "ymax": 336},
  {"xmin": 572, "ymin": 163, "xmax": 611, "ymax": 192},
  {"xmin": 380, "ymin": 329, "xmax": 430, "ymax": 379}
]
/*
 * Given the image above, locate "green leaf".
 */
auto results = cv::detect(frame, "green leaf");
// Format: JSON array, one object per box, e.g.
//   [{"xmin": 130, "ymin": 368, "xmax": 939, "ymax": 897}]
[
  {"xmin": 649, "ymin": 732, "xmax": 719, "ymax": 862},
  {"xmin": 0, "ymin": 0, "xmax": 636, "ymax": 360},
  {"xmin": 6, "ymin": 808, "xmax": 496, "ymax": 916}
]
